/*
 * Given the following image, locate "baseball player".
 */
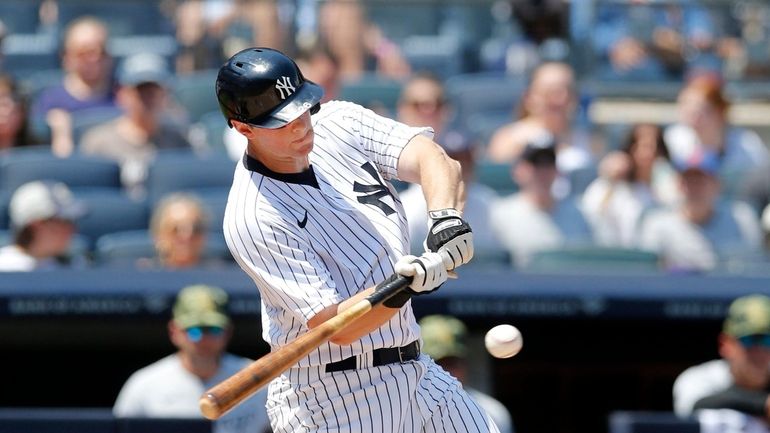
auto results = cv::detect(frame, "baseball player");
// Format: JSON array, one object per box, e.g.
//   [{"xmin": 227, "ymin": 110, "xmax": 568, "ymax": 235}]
[{"xmin": 217, "ymin": 47, "xmax": 498, "ymax": 433}]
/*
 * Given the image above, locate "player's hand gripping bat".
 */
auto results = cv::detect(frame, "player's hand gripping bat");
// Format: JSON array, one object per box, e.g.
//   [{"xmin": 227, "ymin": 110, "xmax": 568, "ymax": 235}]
[{"xmin": 199, "ymin": 250, "xmax": 457, "ymax": 420}]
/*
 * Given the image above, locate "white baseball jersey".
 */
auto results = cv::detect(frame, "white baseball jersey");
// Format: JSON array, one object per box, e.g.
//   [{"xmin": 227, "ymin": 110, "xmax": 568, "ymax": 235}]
[
  {"xmin": 223, "ymin": 101, "xmax": 428, "ymax": 367},
  {"xmin": 224, "ymin": 101, "xmax": 500, "ymax": 433}
]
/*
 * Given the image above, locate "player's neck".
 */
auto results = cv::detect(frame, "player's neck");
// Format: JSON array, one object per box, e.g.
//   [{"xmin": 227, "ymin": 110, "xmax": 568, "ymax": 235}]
[{"xmin": 246, "ymin": 146, "xmax": 310, "ymax": 174}]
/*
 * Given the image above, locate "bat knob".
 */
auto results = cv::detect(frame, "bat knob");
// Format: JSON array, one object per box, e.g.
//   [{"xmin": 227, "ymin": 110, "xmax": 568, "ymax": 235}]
[{"xmin": 199, "ymin": 393, "xmax": 223, "ymax": 420}]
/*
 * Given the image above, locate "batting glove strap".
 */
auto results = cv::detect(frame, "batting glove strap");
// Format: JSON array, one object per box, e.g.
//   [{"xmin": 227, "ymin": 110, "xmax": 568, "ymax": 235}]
[
  {"xmin": 394, "ymin": 253, "xmax": 447, "ymax": 295},
  {"xmin": 425, "ymin": 209, "xmax": 474, "ymax": 270}
]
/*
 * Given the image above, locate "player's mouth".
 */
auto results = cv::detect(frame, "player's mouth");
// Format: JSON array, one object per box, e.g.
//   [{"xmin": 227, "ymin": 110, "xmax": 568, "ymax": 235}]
[{"xmin": 293, "ymin": 129, "xmax": 314, "ymax": 149}]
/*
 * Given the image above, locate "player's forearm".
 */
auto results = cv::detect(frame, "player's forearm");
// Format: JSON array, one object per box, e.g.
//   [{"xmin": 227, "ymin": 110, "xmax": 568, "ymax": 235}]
[
  {"xmin": 307, "ymin": 286, "xmax": 399, "ymax": 346},
  {"xmin": 398, "ymin": 135, "xmax": 466, "ymax": 211}
]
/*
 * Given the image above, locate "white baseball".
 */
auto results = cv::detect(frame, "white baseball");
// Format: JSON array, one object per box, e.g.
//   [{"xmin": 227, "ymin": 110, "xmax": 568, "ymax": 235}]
[{"xmin": 484, "ymin": 324, "xmax": 523, "ymax": 359}]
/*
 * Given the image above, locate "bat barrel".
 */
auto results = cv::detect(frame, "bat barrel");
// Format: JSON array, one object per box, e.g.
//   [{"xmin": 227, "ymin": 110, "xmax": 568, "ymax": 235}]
[{"xmin": 200, "ymin": 393, "xmax": 224, "ymax": 420}]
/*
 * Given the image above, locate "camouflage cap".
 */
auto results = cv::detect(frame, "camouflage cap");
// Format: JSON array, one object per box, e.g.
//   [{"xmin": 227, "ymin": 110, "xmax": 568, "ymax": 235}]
[
  {"xmin": 419, "ymin": 315, "xmax": 468, "ymax": 360},
  {"xmin": 723, "ymin": 294, "xmax": 770, "ymax": 338},
  {"xmin": 173, "ymin": 284, "xmax": 231, "ymax": 329}
]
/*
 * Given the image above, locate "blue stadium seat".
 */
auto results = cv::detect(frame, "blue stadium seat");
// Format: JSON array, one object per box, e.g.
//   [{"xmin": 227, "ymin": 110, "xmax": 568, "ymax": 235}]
[
  {"xmin": 568, "ymin": 165, "xmax": 599, "ymax": 197},
  {"xmin": 339, "ymin": 74, "xmax": 404, "ymax": 117},
  {"xmin": 445, "ymin": 73, "xmax": 524, "ymax": 139},
  {"xmin": 365, "ymin": 3, "xmax": 440, "ymax": 43},
  {"xmin": 75, "ymin": 191, "xmax": 149, "ymax": 249},
  {"xmin": 0, "ymin": 1, "xmax": 43, "ymax": 34},
  {"xmin": 56, "ymin": 0, "xmax": 173, "ymax": 37},
  {"xmin": 608, "ymin": 411, "xmax": 699, "ymax": 433},
  {"xmin": 401, "ymin": 35, "xmax": 464, "ymax": 79},
  {"xmin": 194, "ymin": 110, "xmax": 228, "ymax": 156},
  {"xmin": 527, "ymin": 247, "xmax": 660, "ymax": 274},
  {"xmin": 171, "ymin": 69, "xmax": 221, "ymax": 123},
  {"xmin": 72, "ymin": 106, "xmax": 125, "ymax": 147},
  {"xmin": 474, "ymin": 160, "xmax": 517, "ymax": 196},
  {"xmin": 1, "ymin": 33, "xmax": 59, "ymax": 77},
  {"xmin": 0, "ymin": 152, "xmax": 122, "ymax": 196},
  {"xmin": 119, "ymin": 418, "xmax": 212, "ymax": 433},
  {"xmin": 94, "ymin": 229, "xmax": 232, "ymax": 267},
  {"xmin": 145, "ymin": 154, "xmax": 235, "ymax": 204}
]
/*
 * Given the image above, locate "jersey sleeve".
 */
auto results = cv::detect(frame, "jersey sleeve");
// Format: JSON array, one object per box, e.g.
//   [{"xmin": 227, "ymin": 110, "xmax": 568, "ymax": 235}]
[
  {"xmin": 324, "ymin": 101, "xmax": 433, "ymax": 181},
  {"xmin": 226, "ymin": 214, "xmax": 343, "ymax": 325}
]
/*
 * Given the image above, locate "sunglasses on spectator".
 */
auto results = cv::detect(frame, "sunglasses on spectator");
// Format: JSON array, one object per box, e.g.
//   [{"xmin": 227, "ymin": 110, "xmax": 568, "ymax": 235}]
[
  {"xmin": 185, "ymin": 326, "xmax": 225, "ymax": 342},
  {"xmin": 738, "ymin": 334, "xmax": 770, "ymax": 349},
  {"xmin": 404, "ymin": 98, "xmax": 445, "ymax": 111},
  {"xmin": 170, "ymin": 222, "xmax": 206, "ymax": 235}
]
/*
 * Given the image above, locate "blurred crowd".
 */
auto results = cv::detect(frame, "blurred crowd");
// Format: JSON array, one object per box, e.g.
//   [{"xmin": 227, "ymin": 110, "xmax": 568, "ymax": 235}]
[{"xmin": 1, "ymin": 0, "xmax": 770, "ymax": 274}]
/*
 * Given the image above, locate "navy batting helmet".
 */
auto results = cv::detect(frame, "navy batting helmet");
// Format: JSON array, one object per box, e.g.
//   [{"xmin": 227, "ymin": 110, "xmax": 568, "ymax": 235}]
[{"xmin": 216, "ymin": 47, "xmax": 324, "ymax": 129}]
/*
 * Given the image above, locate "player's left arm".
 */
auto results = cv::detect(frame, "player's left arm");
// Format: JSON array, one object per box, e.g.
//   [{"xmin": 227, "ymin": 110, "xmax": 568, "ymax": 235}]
[{"xmin": 397, "ymin": 134, "xmax": 474, "ymax": 269}]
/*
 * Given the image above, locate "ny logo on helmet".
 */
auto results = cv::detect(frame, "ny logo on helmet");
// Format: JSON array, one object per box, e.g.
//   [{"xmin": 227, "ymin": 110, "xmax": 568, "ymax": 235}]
[{"xmin": 275, "ymin": 76, "xmax": 296, "ymax": 100}]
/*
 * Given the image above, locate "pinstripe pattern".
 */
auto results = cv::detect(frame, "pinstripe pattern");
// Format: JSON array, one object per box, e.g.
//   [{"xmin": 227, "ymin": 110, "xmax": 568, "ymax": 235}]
[
  {"xmin": 266, "ymin": 355, "xmax": 499, "ymax": 433},
  {"xmin": 224, "ymin": 101, "xmax": 499, "ymax": 432}
]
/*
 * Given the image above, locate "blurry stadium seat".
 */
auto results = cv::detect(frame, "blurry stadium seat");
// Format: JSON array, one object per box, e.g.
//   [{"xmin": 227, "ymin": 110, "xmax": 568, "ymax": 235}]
[
  {"xmin": 193, "ymin": 110, "xmax": 228, "ymax": 156},
  {"xmin": 365, "ymin": 3, "xmax": 440, "ymax": 43},
  {"xmin": 338, "ymin": 74, "xmax": 404, "ymax": 116},
  {"xmin": 608, "ymin": 411, "xmax": 699, "ymax": 433},
  {"xmin": 465, "ymin": 110, "xmax": 513, "ymax": 148},
  {"xmin": 528, "ymin": 247, "xmax": 660, "ymax": 273},
  {"xmin": 120, "ymin": 418, "xmax": 212, "ymax": 433},
  {"xmin": 0, "ymin": 1, "xmax": 43, "ymax": 34},
  {"xmin": 171, "ymin": 69, "xmax": 221, "ymax": 123},
  {"xmin": 401, "ymin": 35, "xmax": 464, "ymax": 79},
  {"xmin": 145, "ymin": 154, "xmax": 235, "ymax": 204},
  {"xmin": 74, "ymin": 190, "xmax": 149, "ymax": 249},
  {"xmin": 568, "ymin": 165, "xmax": 599, "ymax": 197},
  {"xmin": 94, "ymin": 229, "xmax": 231, "ymax": 267},
  {"xmin": 56, "ymin": 0, "xmax": 173, "ymax": 37},
  {"xmin": 475, "ymin": 160, "xmax": 517, "ymax": 196},
  {"xmin": 109, "ymin": 35, "xmax": 178, "ymax": 61},
  {"xmin": 0, "ymin": 152, "xmax": 122, "ymax": 195},
  {"xmin": 194, "ymin": 189, "xmax": 229, "ymax": 233},
  {"xmin": 445, "ymin": 72, "xmax": 524, "ymax": 138},
  {"xmin": 1, "ymin": 33, "xmax": 59, "ymax": 77}
]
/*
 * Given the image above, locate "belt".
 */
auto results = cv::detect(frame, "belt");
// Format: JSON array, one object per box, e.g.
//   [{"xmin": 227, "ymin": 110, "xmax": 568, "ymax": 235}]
[{"xmin": 324, "ymin": 341, "xmax": 420, "ymax": 373}]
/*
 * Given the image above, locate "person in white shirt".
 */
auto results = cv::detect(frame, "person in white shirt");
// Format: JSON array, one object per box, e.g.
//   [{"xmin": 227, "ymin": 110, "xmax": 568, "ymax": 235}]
[
  {"xmin": 0, "ymin": 181, "xmax": 86, "ymax": 272},
  {"xmin": 637, "ymin": 154, "xmax": 763, "ymax": 272},
  {"xmin": 113, "ymin": 284, "xmax": 271, "ymax": 433},
  {"xmin": 490, "ymin": 136, "xmax": 594, "ymax": 268},
  {"xmin": 673, "ymin": 294, "xmax": 770, "ymax": 431}
]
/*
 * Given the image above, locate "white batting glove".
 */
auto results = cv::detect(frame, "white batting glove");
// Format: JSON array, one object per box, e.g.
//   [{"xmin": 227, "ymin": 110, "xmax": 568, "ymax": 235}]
[
  {"xmin": 424, "ymin": 208, "xmax": 474, "ymax": 270},
  {"xmin": 394, "ymin": 252, "xmax": 448, "ymax": 295}
]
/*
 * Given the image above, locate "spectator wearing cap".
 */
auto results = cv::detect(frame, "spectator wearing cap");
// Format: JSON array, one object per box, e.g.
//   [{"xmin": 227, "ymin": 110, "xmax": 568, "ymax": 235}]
[
  {"xmin": 665, "ymin": 75, "xmax": 770, "ymax": 197},
  {"xmin": 0, "ymin": 181, "xmax": 86, "ymax": 271},
  {"xmin": 419, "ymin": 315, "xmax": 515, "ymax": 433},
  {"xmin": 396, "ymin": 73, "xmax": 506, "ymax": 262},
  {"xmin": 637, "ymin": 153, "xmax": 762, "ymax": 272},
  {"xmin": 673, "ymin": 295, "xmax": 770, "ymax": 425},
  {"xmin": 490, "ymin": 135, "xmax": 594, "ymax": 268},
  {"xmin": 30, "ymin": 16, "xmax": 117, "ymax": 157},
  {"xmin": 80, "ymin": 52, "xmax": 192, "ymax": 197},
  {"xmin": 114, "ymin": 284, "xmax": 270, "ymax": 433}
]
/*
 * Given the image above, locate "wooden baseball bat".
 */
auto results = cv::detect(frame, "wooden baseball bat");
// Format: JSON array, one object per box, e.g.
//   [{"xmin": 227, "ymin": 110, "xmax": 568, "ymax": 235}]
[{"xmin": 199, "ymin": 274, "xmax": 412, "ymax": 420}]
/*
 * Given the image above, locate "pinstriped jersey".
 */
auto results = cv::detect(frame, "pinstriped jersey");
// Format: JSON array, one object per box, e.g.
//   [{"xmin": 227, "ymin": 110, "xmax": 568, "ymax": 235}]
[{"xmin": 223, "ymin": 101, "xmax": 432, "ymax": 367}]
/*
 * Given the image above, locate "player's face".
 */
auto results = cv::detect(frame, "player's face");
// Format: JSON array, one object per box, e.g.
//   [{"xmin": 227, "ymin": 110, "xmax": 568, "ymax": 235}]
[{"xmin": 257, "ymin": 111, "xmax": 315, "ymax": 158}]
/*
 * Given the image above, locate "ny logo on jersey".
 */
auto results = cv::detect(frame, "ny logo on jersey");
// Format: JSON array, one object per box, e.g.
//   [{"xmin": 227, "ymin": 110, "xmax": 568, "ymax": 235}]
[
  {"xmin": 353, "ymin": 162, "xmax": 395, "ymax": 216},
  {"xmin": 275, "ymin": 76, "xmax": 296, "ymax": 100}
]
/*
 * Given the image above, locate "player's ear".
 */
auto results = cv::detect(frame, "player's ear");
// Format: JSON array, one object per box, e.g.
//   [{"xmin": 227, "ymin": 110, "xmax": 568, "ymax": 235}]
[{"xmin": 231, "ymin": 120, "xmax": 256, "ymax": 139}]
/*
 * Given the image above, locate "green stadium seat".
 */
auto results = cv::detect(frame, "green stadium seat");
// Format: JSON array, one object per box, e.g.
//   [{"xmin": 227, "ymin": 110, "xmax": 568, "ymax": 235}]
[{"xmin": 527, "ymin": 247, "xmax": 660, "ymax": 273}]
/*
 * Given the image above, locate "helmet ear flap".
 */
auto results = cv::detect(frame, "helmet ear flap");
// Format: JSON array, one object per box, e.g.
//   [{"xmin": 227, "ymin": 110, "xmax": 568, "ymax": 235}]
[{"xmin": 310, "ymin": 103, "xmax": 321, "ymax": 115}]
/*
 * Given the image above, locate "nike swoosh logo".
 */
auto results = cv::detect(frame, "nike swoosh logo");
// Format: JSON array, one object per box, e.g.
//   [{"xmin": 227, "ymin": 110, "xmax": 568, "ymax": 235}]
[{"xmin": 298, "ymin": 210, "xmax": 308, "ymax": 228}]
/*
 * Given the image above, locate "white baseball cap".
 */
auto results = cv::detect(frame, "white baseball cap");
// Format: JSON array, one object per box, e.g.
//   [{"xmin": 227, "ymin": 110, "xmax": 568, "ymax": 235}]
[{"xmin": 9, "ymin": 181, "xmax": 87, "ymax": 229}]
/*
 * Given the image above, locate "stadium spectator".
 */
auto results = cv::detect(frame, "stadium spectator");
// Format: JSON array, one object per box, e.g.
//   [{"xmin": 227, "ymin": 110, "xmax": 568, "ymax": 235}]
[
  {"xmin": 318, "ymin": 0, "xmax": 411, "ymax": 80},
  {"xmin": 114, "ymin": 284, "xmax": 270, "ymax": 433},
  {"xmin": 396, "ymin": 73, "xmax": 505, "ymax": 260},
  {"xmin": 419, "ymin": 315, "xmax": 514, "ymax": 433},
  {"xmin": 591, "ymin": 1, "xmax": 737, "ymax": 81},
  {"xmin": 637, "ymin": 154, "xmax": 763, "ymax": 273},
  {"xmin": 581, "ymin": 123, "xmax": 678, "ymax": 247},
  {"xmin": 673, "ymin": 294, "xmax": 770, "ymax": 427},
  {"xmin": 140, "ymin": 193, "xmax": 226, "ymax": 270},
  {"xmin": 490, "ymin": 135, "xmax": 593, "ymax": 268},
  {"xmin": 30, "ymin": 16, "xmax": 116, "ymax": 157},
  {"xmin": 0, "ymin": 74, "xmax": 32, "ymax": 151},
  {"xmin": 664, "ymin": 74, "xmax": 770, "ymax": 197},
  {"xmin": 0, "ymin": 181, "xmax": 86, "ymax": 272},
  {"xmin": 486, "ymin": 62, "xmax": 594, "ymax": 196},
  {"xmin": 763, "ymin": 205, "xmax": 770, "ymax": 254},
  {"xmin": 174, "ymin": 0, "xmax": 285, "ymax": 74},
  {"xmin": 80, "ymin": 52, "xmax": 192, "ymax": 197}
]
